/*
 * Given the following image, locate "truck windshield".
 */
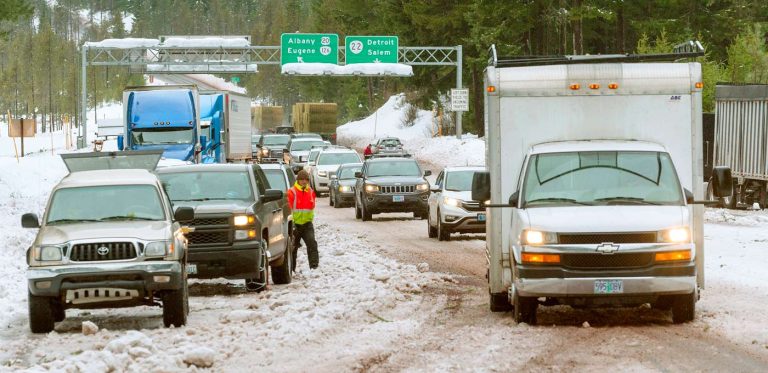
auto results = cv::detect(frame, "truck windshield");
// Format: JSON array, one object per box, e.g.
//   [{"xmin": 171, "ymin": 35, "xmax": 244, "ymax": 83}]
[
  {"xmin": 368, "ymin": 161, "xmax": 421, "ymax": 177},
  {"xmin": 522, "ymin": 151, "xmax": 684, "ymax": 207},
  {"xmin": 131, "ymin": 128, "xmax": 194, "ymax": 145},
  {"xmin": 291, "ymin": 140, "xmax": 326, "ymax": 151},
  {"xmin": 46, "ymin": 185, "xmax": 165, "ymax": 224},
  {"xmin": 318, "ymin": 153, "xmax": 361, "ymax": 166},
  {"xmin": 159, "ymin": 171, "xmax": 254, "ymax": 202},
  {"xmin": 445, "ymin": 170, "xmax": 480, "ymax": 191},
  {"xmin": 263, "ymin": 170, "xmax": 288, "ymax": 191},
  {"xmin": 338, "ymin": 166, "xmax": 362, "ymax": 179},
  {"xmin": 263, "ymin": 135, "xmax": 290, "ymax": 147}
]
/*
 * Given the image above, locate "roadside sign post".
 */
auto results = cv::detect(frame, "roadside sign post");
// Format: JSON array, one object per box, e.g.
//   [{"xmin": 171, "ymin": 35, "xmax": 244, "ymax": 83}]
[
  {"xmin": 345, "ymin": 36, "xmax": 399, "ymax": 64},
  {"xmin": 280, "ymin": 33, "xmax": 339, "ymax": 65}
]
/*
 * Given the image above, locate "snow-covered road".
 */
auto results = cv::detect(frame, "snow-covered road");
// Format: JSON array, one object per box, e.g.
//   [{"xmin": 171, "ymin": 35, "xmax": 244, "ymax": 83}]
[{"xmin": 2, "ymin": 147, "xmax": 768, "ymax": 371}]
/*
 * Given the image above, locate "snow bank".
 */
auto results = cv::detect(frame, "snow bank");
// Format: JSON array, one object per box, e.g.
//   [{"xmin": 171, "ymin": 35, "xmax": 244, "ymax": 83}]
[
  {"xmin": 147, "ymin": 63, "xmax": 258, "ymax": 73},
  {"xmin": 161, "ymin": 37, "xmax": 251, "ymax": 48},
  {"xmin": 282, "ymin": 63, "xmax": 413, "ymax": 76},
  {"xmin": 337, "ymin": 94, "xmax": 485, "ymax": 169},
  {"xmin": 84, "ymin": 38, "xmax": 159, "ymax": 48}
]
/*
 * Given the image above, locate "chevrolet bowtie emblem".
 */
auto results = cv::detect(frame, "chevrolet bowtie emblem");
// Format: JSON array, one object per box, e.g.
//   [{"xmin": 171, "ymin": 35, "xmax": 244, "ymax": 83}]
[{"xmin": 596, "ymin": 243, "xmax": 620, "ymax": 255}]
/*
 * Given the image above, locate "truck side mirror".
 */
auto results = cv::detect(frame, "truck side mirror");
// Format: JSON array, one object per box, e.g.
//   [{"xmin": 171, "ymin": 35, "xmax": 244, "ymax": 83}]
[
  {"xmin": 117, "ymin": 135, "xmax": 124, "ymax": 151},
  {"xmin": 508, "ymin": 191, "xmax": 520, "ymax": 208},
  {"xmin": 21, "ymin": 213, "xmax": 40, "ymax": 228},
  {"xmin": 354, "ymin": 171, "xmax": 363, "ymax": 178},
  {"xmin": 174, "ymin": 206, "xmax": 195, "ymax": 222},
  {"xmin": 262, "ymin": 189, "xmax": 284, "ymax": 203},
  {"xmin": 684, "ymin": 189, "xmax": 695, "ymax": 204},
  {"xmin": 424, "ymin": 170, "xmax": 432, "ymax": 177},
  {"xmin": 472, "ymin": 172, "xmax": 491, "ymax": 202},
  {"xmin": 200, "ymin": 135, "xmax": 207, "ymax": 146},
  {"xmin": 711, "ymin": 166, "xmax": 733, "ymax": 198}
]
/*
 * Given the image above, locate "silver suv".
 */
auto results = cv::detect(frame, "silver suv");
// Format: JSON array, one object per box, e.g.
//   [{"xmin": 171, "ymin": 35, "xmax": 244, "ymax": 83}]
[
  {"xmin": 21, "ymin": 151, "xmax": 194, "ymax": 333},
  {"xmin": 427, "ymin": 166, "xmax": 487, "ymax": 241}
]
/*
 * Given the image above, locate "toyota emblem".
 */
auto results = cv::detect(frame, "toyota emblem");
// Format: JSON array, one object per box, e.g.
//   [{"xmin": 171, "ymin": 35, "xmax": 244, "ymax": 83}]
[{"xmin": 97, "ymin": 246, "xmax": 110, "ymax": 256}]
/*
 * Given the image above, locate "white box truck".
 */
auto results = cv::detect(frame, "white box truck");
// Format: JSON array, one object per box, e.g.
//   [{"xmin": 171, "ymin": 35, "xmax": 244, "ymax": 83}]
[
  {"xmin": 199, "ymin": 90, "xmax": 253, "ymax": 163},
  {"xmin": 472, "ymin": 43, "xmax": 732, "ymax": 324}
]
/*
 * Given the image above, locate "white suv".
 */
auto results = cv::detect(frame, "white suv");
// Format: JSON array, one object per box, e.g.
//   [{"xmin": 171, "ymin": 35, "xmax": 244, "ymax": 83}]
[
  {"xmin": 311, "ymin": 148, "xmax": 363, "ymax": 195},
  {"xmin": 427, "ymin": 166, "xmax": 487, "ymax": 241}
]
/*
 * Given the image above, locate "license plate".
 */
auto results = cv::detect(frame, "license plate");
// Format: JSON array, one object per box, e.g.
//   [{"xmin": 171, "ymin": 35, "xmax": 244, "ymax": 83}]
[
  {"xmin": 393, "ymin": 195, "xmax": 405, "ymax": 202},
  {"xmin": 477, "ymin": 213, "xmax": 486, "ymax": 222},
  {"xmin": 186, "ymin": 264, "xmax": 197, "ymax": 275},
  {"xmin": 594, "ymin": 280, "xmax": 623, "ymax": 294}
]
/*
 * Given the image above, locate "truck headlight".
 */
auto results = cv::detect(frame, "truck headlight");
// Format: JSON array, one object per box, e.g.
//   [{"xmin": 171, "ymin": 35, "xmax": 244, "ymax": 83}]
[
  {"xmin": 261, "ymin": 148, "xmax": 270, "ymax": 156},
  {"xmin": 339, "ymin": 185, "xmax": 352, "ymax": 192},
  {"xmin": 443, "ymin": 196, "xmax": 461, "ymax": 207},
  {"xmin": 234, "ymin": 215, "xmax": 255, "ymax": 226},
  {"xmin": 235, "ymin": 230, "xmax": 257, "ymax": 240},
  {"xmin": 36, "ymin": 246, "xmax": 63, "ymax": 261},
  {"xmin": 417, "ymin": 183, "xmax": 429, "ymax": 192},
  {"xmin": 658, "ymin": 227, "xmax": 690, "ymax": 243},
  {"xmin": 521, "ymin": 230, "xmax": 558, "ymax": 245},
  {"xmin": 145, "ymin": 241, "xmax": 171, "ymax": 257},
  {"xmin": 364, "ymin": 184, "xmax": 379, "ymax": 193},
  {"xmin": 318, "ymin": 171, "xmax": 328, "ymax": 177}
]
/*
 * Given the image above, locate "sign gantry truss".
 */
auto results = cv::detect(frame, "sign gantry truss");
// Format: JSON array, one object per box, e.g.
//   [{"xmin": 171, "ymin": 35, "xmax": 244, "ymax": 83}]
[{"xmin": 79, "ymin": 44, "xmax": 463, "ymax": 147}]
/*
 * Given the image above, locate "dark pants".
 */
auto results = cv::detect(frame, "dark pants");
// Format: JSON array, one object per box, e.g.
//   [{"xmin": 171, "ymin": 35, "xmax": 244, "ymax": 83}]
[{"xmin": 292, "ymin": 222, "xmax": 318, "ymax": 269}]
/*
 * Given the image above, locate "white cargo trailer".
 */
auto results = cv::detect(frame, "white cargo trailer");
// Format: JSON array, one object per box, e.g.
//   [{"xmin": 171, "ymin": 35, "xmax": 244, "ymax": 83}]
[
  {"xmin": 473, "ymin": 44, "xmax": 732, "ymax": 324},
  {"xmin": 712, "ymin": 84, "xmax": 768, "ymax": 209}
]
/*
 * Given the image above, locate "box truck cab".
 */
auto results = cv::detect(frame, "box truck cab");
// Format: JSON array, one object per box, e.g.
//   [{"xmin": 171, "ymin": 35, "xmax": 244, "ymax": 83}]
[{"xmin": 473, "ymin": 44, "xmax": 732, "ymax": 324}]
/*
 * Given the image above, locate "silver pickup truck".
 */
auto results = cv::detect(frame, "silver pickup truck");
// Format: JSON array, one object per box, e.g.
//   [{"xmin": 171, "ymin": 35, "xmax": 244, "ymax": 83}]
[{"xmin": 21, "ymin": 151, "xmax": 194, "ymax": 333}]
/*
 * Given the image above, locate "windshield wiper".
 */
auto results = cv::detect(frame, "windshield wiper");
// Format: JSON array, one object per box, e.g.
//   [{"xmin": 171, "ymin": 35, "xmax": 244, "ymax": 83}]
[
  {"xmin": 46, "ymin": 218, "xmax": 100, "ymax": 225},
  {"xmin": 594, "ymin": 196, "xmax": 659, "ymax": 205},
  {"xmin": 99, "ymin": 215, "xmax": 157, "ymax": 221},
  {"xmin": 526, "ymin": 198, "xmax": 591, "ymax": 206}
]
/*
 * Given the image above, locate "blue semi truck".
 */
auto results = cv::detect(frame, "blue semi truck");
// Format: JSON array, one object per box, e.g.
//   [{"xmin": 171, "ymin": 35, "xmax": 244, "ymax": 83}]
[
  {"xmin": 199, "ymin": 90, "xmax": 253, "ymax": 163},
  {"xmin": 118, "ymin": 85, "xmax": 202, "ymax": 163}
]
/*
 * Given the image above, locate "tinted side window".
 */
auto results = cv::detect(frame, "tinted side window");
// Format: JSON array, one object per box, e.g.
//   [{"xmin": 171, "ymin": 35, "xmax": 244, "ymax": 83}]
[
  {"xmin": 251, "ymin": 166, "xmax": 269, "ymax": 195},
  {"xmin": 285, "ymin": 166, "xmax": 296, "ymax": 186}
]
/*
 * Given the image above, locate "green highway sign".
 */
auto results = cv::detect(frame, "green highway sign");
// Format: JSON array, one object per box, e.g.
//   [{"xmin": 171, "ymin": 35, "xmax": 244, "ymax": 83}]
[
  {"xmin": 280, "ymin": 33, "xmax": 339, "ymax": 65},
  {"xmin": 230, "ymin": 76, "xmax": 240, "ymax": 83},
  {"xmin": 345, "ymin": 36, "xmax": 399, "ymax": 64}
]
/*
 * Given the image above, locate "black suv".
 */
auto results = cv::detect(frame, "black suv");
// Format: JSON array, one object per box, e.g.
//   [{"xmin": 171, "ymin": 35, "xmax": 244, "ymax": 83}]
[
  {"xmin": 354, "ymin": 157, "xmax": 431, "ymax": 221},
  {"xmin": 157, "ymin": 164, "xmax": 293, "ymax": 292}
]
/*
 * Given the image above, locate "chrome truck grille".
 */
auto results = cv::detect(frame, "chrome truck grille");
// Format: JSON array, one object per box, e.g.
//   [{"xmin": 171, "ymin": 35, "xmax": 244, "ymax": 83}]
[
  {"xmin": 70, "ymin": 242, "xmax": 137, "ymax": 262},
  {"xmin": 380, "ymin": 185, "xmax": 416, "ymax": 194}
]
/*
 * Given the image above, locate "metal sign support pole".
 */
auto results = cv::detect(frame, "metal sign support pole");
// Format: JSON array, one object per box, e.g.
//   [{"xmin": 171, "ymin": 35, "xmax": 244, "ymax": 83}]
[
  {"xmin": 80, "ymin": 46, "xmax": 88, "ymax": 149},
  {"xmin": 455, "ymin": 45, "xmax": 463, "ymax": 140}
]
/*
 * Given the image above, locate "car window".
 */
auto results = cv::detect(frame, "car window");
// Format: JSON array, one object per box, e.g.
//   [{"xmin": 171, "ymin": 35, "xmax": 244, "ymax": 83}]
[
  {"xmin": 47, "ymin": 185, "xmax": 165, "ymax": 223},
  {"xmin": 264, "ymin": 169, "xmax": 288, "ymax": 191},
  {"xmin": 290, "ymin": 140, "xmax": 326, "ymax": 151},
  {"xmin": 445, "ymin": 170, "xmax": 478, "ymax": 191},
  {"xmin": 339, "ymin": 166, "xmax": 362, "ymax": 179},
  {"xmin": 309, "ymin": 150, "xmax": 321, "ymax": 162},
  {"xmin": 367, "ymin": 161, "xmax": 421, "ymax": 177},
  {"xmin": 159, "ymin": 171, "xmax": 254, "ymax": 202},
  {"xmin": 262, "ymin": 135, "xmax": 291, "ymax": 147},
  {"xmin": 435, "ymin": 172, "xmax": 444, "ymax": 188},
  {"xmin": 317, "ymin": 153, "xmax": 361, "ymax": 166}
]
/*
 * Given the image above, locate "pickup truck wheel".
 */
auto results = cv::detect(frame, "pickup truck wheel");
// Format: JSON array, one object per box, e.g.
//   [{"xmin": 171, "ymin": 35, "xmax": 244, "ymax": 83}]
[
  {"xmin": 329, "ymin": 191, "xmax": 334, "ymax": 206},
  {"xmin": 162, "ymin": 280, "xmax": 188, "ymax": 328},
  {"xmin": 28, "ymin": 292, "xmax": 55, "ymax": 333},
  {"xmin": 671, "ymin": 291, "xmax": 696, "ymax": 323},
  {"xmin": 361, "ymin": 201, "xmax": 372, "ymax": 221},
  {"xmin": 245, "ymin": 241, "xmax": 269, "ymax": 293},
  {"xmin": 272, "ymin": 242, "xmax": 293, "ymax": 285},
  {"xmin": 489, "ymin": 292, "xmax": 512, "ymax": 312},
  {"xmin": 52, "ymin": 299, "xmax": 66, "ymax": 322},
  {"xmin": 513, "ymin": 290, "xmax": 537, "ymax": 325},
  {"xmin": 437, "ymin": 212, "xmax": 450, "ymax": 241},
  {"xmin": 427, "ymin": 215, "xmax": 437, "ymax": 238}
]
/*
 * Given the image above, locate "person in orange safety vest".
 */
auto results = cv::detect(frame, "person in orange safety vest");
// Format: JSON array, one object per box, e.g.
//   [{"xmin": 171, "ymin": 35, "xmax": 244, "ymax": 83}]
[{"xmin": 287, "ymin": 170, "xmax": 319, "ymax": 270}]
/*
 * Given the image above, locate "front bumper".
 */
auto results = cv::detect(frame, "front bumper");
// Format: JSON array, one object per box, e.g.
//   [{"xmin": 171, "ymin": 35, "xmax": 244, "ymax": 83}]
[
  {"xmin": 336, "ymin": 191, "xmax": 355, "ymax": 204},
  {"xmin": 440, "ymin": 204, "xmax": 486, "ymax": 233},
  {"xmin": 188, "ymin": 241, "xmax": 263, "ymax": 280},
  {"xmin": 363, "ymin": 192, "xmax": 429, "ymax": 213},
  {"xmin": 27, "ymin": 261, "xmax": 183, "ymax": 297}
]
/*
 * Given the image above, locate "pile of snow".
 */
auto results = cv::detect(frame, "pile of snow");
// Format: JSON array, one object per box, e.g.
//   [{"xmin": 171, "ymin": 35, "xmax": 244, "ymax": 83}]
[
  {"xmin": 161, "ymin": 37, "xmax": 251, "ymax": 48},
  {"xmin": 147, "ymin": 63, "xmax": 258, "ymax": 73},
  {"xmin": 282, "ymin": 63, "xmax": 413, "ymax": 77},
  {"xmin": 337, "ymin": 94, "xmax": 485, "ymax": 169},
  {"xmin": 84, "ymin": 38, "xmax": 159, "ymax": 48},
  {"xmin": 704, "ymin": 208, "xmax": 768, "ymax": 226}
]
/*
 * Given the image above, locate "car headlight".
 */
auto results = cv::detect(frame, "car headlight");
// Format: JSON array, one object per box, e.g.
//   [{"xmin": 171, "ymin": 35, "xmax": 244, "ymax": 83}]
[
  {"xmin": 658, "ymin": 227, "xmax": 690, "ymax": 243},
  {"xmin": 364, "ymin": 184, "xmax": 379, "ymax": 193},
  {"xmin": 416, "ymin": 183, "xmax": 429, "ymax": 192},
  {"xmin": 318, "ymin": 171, "xmax": 328, "ymax": 177},
  {"xmin": 443, "ymin": 196, "xmax": 461, "ymax": 207},
  {"xmin": 145, "ymin": 241, "xmax": 171, "ymax": 257},
  {"xmin": 234, "ymin": 215, "xmax": 255, "ymax": 226},
  {"xmin": 521, "ymin": 230, "xmax": 558, "ymax": 245},
  {"xmin": 261, "ymin": 148, "xmax": 270, "ymax": 156},
  {"xmin": 35, "ymin": 245, "xmax": 63, "ymax": 261},
  {"xmin": 339, "ymin": 185, "xmax": 352, "ymax": 192}
]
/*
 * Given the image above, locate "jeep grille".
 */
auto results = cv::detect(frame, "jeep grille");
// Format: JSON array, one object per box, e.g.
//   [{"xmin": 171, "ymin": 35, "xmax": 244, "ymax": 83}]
[{"xmin": 380, "ymin": 185, "xmax": 415, "ymax": 194}]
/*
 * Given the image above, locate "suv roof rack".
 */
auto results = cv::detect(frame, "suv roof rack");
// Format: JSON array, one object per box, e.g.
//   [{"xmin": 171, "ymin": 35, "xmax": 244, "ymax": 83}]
[{"xmin": 488, "ymin": 40, "xmax": 704, "ymax": 68}]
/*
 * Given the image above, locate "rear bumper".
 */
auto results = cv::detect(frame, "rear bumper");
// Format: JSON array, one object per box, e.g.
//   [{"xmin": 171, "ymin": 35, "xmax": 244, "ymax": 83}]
[
  {"xmin": 27, "ymin": 261, "xmax": 183, "ymax": 297},
  {"xmin": 188, "ymin": 241, "xmax": 263, "ymax": 279}
]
